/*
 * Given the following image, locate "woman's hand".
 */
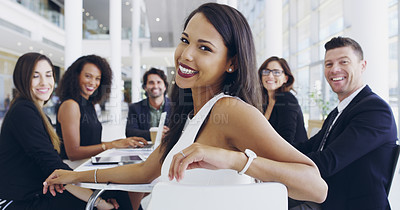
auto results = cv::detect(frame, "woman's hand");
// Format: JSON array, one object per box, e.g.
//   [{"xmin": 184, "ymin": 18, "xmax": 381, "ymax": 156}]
[
  {"xmin": 168, "ymin": 143, "xmax": 245, "ymax": 182},
  {"xmin": 97, "ymin": 198, "xmax": 119, "ymax": 210},
  {"xmin": 43, "ymin": 169, "xmax": 77, "ymax": 196},
  {"xmin": 111, "ymin": 136, "xmax": 148, "ymax": 148}
]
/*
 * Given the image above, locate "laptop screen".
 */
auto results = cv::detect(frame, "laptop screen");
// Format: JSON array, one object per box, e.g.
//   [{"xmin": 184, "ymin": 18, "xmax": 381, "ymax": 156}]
[{"xmin": 154, "ymin": 112, "xmax": 167, "ymax": 148}]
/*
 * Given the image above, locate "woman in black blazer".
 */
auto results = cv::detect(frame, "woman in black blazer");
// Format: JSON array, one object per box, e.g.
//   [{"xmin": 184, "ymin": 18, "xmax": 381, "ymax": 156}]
[
  {"xmin": 0, "ymin": 53, "xmax": 115, "ymax": 209},
  {"xmin": 258, "ymin": 56, "xmax": 307, "ymax": 145}
]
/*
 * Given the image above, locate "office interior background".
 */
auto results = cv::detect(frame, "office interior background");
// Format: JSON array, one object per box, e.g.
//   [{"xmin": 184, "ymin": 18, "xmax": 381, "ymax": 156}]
[
  {"xmin": 0, "ymin": 0, "xmax": 398, "ymax": 128},
  {"xmin": 0, "ymin": 0, "xmax": 399, "ymax": 207}
]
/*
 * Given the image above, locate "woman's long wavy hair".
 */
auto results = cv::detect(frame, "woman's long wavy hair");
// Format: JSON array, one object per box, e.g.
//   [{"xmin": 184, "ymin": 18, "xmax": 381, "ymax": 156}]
[
  {"xmin": 57, "ymin": 55, "xmax": 112, "ymax": 104},
  {"xmin": 6, "ymin": 52, "xmax": 61, "ymax": 152},
  {"xmin": 160, "ymin": 3, "xmax": 262, "ymax": 162}
]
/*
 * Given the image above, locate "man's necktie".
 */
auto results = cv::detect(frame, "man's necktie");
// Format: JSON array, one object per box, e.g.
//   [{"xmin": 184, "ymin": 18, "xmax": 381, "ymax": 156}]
[{"xmin": 318, "ymin": 107, "xmax": 339, "ymax": 151}]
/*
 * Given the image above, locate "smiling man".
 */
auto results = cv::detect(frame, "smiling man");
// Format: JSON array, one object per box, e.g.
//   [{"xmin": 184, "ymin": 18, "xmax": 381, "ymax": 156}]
[
  {"xmin": 292, "ymin": 37, "xmax": 398, "ymax": 210},
  {"xmin": 125, "ymin": 68, "xmax": 171, "ymax": 141}
]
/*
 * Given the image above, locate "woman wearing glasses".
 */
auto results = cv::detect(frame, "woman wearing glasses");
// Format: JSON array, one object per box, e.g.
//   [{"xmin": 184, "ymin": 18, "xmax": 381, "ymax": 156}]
[{"xmin": 258, "ymin": 56, "xmax": 307, "ymax": 145}]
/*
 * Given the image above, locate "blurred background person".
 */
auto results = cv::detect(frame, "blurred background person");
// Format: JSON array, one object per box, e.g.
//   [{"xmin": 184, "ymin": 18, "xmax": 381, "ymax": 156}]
[
  {"xmin": 126, "ymin": 68, "xmax": 171, "ymax": 142},
  {"xmin": 56, "ymin": 54, "xmax": 148, "ymax": 162},
  {"xmin": 258, "ymin": 56, "xmax": 307, "ymax": 145}
]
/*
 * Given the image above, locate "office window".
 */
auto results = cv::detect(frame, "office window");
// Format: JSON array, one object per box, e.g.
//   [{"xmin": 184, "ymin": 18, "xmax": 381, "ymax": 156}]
[
  {"xmin": 389, "ymin": 6, "xmax": 398, "ymax": 37},
  {"xmin": 319, "ymin": 0, "xmax": 343, "ymax": 41}
]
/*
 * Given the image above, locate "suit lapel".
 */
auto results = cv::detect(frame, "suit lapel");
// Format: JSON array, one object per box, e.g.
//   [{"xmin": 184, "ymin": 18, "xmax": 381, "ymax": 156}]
[{"xmin": 327, "ymin": 85, "xmax": 373, "ymax": 138}]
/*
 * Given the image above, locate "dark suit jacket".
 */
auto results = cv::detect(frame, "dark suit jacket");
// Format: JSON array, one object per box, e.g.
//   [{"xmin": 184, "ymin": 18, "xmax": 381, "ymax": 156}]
[
  {"xmin": 125, "ymin": 97, "xmax": 171, "ymax": 141},
  {"xmin": 267, "ymin": 91, "xmax": 307, "ymax": 145},
  {"xmin": 0, "ymin": 99, "xmax": 70, "ymax": 201},
  {"xmin": 296, "ymin": 86, "xmax": 397, "ymax": 210}
]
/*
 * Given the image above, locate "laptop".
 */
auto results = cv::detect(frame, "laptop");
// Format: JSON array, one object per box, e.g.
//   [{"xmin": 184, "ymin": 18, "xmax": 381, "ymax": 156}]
[{"xmin": 138, "ymin": 112, "xmax": 167, "ymax": 150}]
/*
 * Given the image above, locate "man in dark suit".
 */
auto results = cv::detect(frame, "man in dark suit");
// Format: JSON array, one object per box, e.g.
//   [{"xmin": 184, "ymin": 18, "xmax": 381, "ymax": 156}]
[
  {"xmin": 292, "ymin": 37, "xmax": 398, "ymax": 210},
  {"xmin": 125, "ymin": 68, "xmax": 171, "ymax": 141}
]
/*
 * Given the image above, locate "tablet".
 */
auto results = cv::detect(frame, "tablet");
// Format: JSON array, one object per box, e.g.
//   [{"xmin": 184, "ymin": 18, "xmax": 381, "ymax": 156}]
[{"xmin": 91, "ymin": 155, "xmax": 144, "ymax": 165}]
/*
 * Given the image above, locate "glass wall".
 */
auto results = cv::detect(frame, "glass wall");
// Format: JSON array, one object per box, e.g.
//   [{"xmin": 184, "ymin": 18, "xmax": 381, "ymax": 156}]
[
  {"xmin": 11, "ymin": 0, "xmax": 64, "ymax": 28},
  {"xmin": 238, "ymin": 0, "xmax": 400, "ymax": 134}
]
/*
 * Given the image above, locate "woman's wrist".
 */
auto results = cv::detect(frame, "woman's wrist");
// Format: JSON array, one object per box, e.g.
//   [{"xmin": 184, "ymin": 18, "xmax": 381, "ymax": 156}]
[
  {"xmin": 104, "ymin": 142, "xmax": 113, "ymax": 150},
  {"xmin": 231, "ymin": 151, "xmax": 248, "ymax": 172}
]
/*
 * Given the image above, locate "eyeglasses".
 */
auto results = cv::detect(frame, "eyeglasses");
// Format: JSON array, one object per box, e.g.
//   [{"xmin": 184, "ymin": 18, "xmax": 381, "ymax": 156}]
[{"xmin": 261, "ymin": 69, "xmax": 284, "ymax": 77}]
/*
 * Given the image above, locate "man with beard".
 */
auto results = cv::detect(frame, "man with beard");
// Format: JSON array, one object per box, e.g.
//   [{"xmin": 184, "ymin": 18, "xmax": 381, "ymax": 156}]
[{"xmin": 125, "ymin": 68, "xmax": 171, "ymax": 142}]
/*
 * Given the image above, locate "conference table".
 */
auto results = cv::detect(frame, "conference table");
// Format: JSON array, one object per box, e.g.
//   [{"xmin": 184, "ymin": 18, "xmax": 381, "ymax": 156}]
[{"xmin": 74, "ymin": 148, "xmax": 156, "ymax": 210}]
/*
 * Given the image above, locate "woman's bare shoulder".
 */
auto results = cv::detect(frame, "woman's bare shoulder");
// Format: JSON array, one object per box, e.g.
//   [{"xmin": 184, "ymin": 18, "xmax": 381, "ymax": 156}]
[
  {"xmin": 58, "ymin": 99, "xmax": 80, "ymax": 119},
  {"xmin": 213, "ymin": 97, "xmax": 259, "ymax": 115},
  {"xmin": 59, "ymin": 99, "xmax": 79, "ymax": 110}
]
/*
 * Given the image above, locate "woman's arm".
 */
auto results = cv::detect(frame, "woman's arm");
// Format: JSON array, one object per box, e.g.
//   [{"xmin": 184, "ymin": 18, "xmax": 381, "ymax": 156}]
[
  {"xmin": 43, "ymin": 146, "xmax": 164, "ymax": 196},
  {"xmin": 64, "ymin": 184, "xmax": 116, "ymax": 209},
  {"xmin": 169, "ymin": 98, "xmax": 327, "ymax": 203},
  {"xmin": 58, "ymin": 100, "xmax": 148, "ymax": 161}
]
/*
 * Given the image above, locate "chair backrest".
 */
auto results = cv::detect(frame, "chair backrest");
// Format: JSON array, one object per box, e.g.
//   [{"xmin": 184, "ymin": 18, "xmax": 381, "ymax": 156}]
[
  {"xmin": 386, "ymin": 142, "xmax": 400, "ymax": 194},
  {"xmin": 146, "ymin": 182, "xmax": 288, "ymax": 210}
]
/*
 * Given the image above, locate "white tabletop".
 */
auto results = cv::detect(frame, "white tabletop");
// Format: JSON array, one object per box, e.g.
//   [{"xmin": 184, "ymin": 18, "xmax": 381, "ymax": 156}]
[{"xmin": 74, "ymin": 148, "xmax": 156, "ymax": 193}]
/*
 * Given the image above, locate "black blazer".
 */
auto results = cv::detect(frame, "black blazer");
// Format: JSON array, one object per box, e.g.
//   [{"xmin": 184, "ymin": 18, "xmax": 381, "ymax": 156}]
[
  {"xmin": 266, "ymin": 91, "xmax": 307, "ymax": 145},
  {"xmin": 125, "ymin": 97, "xmax": 171, "ymax": 141},
  {"xmin": 0, "ymin": 99, "xmax": 70, "ymax": 201},
  {"xmin": 296, "ymin": 86, "xmax": 398, "ymax": 209}
]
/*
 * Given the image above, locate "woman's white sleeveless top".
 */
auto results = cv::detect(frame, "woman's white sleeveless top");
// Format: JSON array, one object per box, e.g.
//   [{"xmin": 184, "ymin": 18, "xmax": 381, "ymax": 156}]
[{"xmin": 160, "ymin": 93, "xmax": 254, "ymax": 185}]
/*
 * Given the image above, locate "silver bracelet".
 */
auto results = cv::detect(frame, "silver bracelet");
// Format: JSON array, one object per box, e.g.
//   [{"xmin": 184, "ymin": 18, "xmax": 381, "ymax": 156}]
[{"xmin": 94, "ymin": 168, "xmax": 98, "ymax": 183}]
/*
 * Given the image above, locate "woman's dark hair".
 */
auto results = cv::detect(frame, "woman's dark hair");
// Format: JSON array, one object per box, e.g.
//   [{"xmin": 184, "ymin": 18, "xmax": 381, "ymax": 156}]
[
  {"xmin": 160, "ymin": 3, "xmax": 262, "ymax": 162},
  {"xmin": 8, "ymin": 52, "xmax": 60, "ymax": 152},
  {"xmin": 142, "ymin": 67, "xmax": 169, "ymax": 95},
  {"xmin": 257, "ymin": 56, "xmax": 295, "ymax": 105},
  {"xmin": 57, "ymin": 54, "xmax": 112, "ymax": 104}
]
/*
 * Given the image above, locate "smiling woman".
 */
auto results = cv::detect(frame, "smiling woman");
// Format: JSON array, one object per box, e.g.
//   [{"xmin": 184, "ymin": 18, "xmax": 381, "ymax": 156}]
[
  {"xmin": 31, "ymin": 60, "xmax": 54, "ymax": 106},
  {"xmin": 55, "ymin": 55, "xmax": 147, "ymax": 162},
  {"xmin": 257, "ymin": 56, "xmax": 307, "ymax": 145},
  {"xmin": 0, "ymin": 52, "xmax": 91, "ymax": 209},
  {"xmin": 42, "ymin": 3, "xmax": 327, "ymax": 206}
]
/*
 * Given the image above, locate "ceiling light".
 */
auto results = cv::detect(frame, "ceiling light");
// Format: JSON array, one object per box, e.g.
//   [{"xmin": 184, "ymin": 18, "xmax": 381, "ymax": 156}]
[
  {"xmin": 82, "ymin": 8, "xmax": 85, "ymax": 12},
  {"xmin": 171, "ymin": 81, "xmax": 175, "ymax": 84},
  {"xmin": 156, "ymin": 18, "xmax": 160, "ymax": 22},
  {"xmin": 49, "ymin": 53, "xmax": 53, "ymax": 57},
  {"xmin": 17, "ymin": 42, "xmax": 21, "ymax": 46},
  {"xmin": 39, "ymin": 50, "xmax": 44, "ymax": 54},
  {"xmin": 99, "ymin": 24, "xmax": 103, "ymax": 28},
  {"xmin": 125, "ymin": 1, "xmax": 130, "ymax": 6},
  {"xmin": 158, "ymin": 37, "xmax": 163, "ymax": 42},
  {"xmin": 130, "ymin": 8, "xmax": 133, "ymax": 12},
  {"xmin": 171, "ymin": 71, "xmax": 175, "ymax": 75},
  {"xmin": 29, "ymin": 46, "xmax": 33, "ymax": 50},
  {"xmin": 103, "ymin": 27, "xmax": 107, "ymax": 30},
  {"xmin": 85, "ymin": 12, "xmax": 90, "ymax": 16}
]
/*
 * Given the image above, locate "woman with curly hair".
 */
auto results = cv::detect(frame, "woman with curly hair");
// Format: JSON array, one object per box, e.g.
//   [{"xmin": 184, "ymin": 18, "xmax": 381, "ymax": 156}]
[{"xmin": 56, "ymin": 54, "xmax": 147, "ymax": 161}]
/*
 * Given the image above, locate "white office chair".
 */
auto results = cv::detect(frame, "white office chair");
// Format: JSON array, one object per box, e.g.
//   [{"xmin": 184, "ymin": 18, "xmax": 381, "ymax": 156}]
[{"xmin": 146, "ymin": 182, "xmax": 288, "ymax": 210}]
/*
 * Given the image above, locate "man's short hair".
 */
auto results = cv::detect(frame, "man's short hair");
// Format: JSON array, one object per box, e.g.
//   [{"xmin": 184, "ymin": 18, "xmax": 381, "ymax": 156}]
[
  {"xmin": 325, "ymin": 36, "xmax": 364, "ymax": 60},
  {"xmin": 142, "ymin": 67, "xmax": 169, "ymax": 92}
]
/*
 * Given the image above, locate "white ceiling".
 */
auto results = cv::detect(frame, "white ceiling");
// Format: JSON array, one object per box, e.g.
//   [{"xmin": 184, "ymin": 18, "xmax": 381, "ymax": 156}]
[{"xmin": 0, "ymin": 0, "xmax": 216, "ymax": 70}]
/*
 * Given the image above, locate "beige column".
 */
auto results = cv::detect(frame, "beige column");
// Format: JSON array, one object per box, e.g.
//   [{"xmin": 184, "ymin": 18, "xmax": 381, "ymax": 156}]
[
  {"xmin": 264, "ymin": 0, "xmax": 283, "ymax": 58},
  {"xmin": 344, "ymin": 0, "xmax": 389, "ymax": 101},
  {"xmin": 64, "ymin": 0, "xmax": 82, "ymax": 68},
  {"xmin": 131, "ymin": 0, "xmax": 141, "ymax": 103},
  {"xmin": 109, "ymin": 0, "xmax": 122, "ymax": 122}
]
